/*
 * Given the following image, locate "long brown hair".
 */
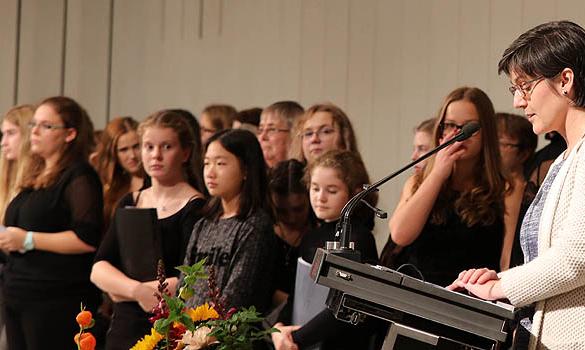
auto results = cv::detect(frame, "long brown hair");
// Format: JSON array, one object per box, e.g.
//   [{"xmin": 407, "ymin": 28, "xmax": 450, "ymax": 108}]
[
  {"xmin": 0, "ymin": 105, "xmax": 34, "ymax": 222},
  {"xmin": 20, "ymin": 96, "xmax": 94, "ymax": 190},
  {"xmin": 416, "ymin": 87, "xmax": 506, "ymax": 227},
  {"xmin": 91, "ymin": 116, "xmax": 144, "ymax": 225}
]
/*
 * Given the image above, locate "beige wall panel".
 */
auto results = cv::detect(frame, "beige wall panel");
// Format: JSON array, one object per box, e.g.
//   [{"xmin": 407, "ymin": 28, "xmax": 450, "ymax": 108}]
[
  {"xmin": 109, "ymin": 0, "xmax": 165, "ymax": 119},
  {"xmin": 427, "ymin": 0, "xmax": 459, "ymax": 111},
  {"xmin": 557, "ymin": 0, "xmax": 585, "ymax": 26},
  {"xmin": 64, "ymin": 0, "xmax": 111, "ymax": 129},
  {"xmin": 399, "ymin": 0, "xmax": 432, "ymax": 136},
  {"xmin": 299, "ymin": 0, "xmax": 326, "ymax": 105},
  {"xmin": 458, "ymin": 1, "xmax": 491, "ymax": 90},
  {"xmin": 488, "ymin": 0, "xmax": 523, "ymax": 114},
  {"xmin": 0, "ymin": 0, "xmax": 18, "ymax": 112},
  {"xmin": 18, "ymin": 0, "xmax": 65, "ymax": 104},
  {"xmin": 275, "ymin": 0, "xmax": 302, "ymax": 103},
  {"xmin": 321, "ymin": 0, "xmax": 350, "ymax": 107},
  {"xmin": 370, "ymin": 0, "xmax": 405, "ymax": 248},
  {"xmin": 521, "ymin": 0, "xmax": 557, "ymax": 29}
]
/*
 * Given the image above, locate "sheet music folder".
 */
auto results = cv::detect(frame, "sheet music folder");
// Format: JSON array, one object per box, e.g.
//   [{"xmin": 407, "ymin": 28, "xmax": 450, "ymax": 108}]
[{"xmin": 114, "ymin": 207, "xmax": 161, "ymax": 282}]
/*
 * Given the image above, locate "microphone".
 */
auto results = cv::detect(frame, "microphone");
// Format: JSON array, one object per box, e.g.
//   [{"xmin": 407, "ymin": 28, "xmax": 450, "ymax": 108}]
[{"xmin": 333, "ymin": 121, "xmax": 481, "ymax": 259}]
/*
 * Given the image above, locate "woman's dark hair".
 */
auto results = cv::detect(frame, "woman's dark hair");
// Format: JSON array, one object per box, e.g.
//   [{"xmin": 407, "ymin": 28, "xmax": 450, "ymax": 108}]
[
  {"xmin": 496, "ymin": 112, "xmax": 538, "ymax": 161},
  {"xmin": 498, "ymin": 20, "xmax": 585, "ymax": 107},
  {"xmin": 269, "ymin": 159, "xmax": 306, "ymax": 196},
  {"xmin": 204, "ymin": 129, "xmax": 271, "ymax": 220}
]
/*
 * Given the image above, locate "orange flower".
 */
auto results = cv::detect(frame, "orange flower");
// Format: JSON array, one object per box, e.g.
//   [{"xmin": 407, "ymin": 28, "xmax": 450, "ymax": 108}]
[
  {"xmin": 76, "ymin": 310, "xmax": 93, "ymax": 328},
  {"xmin": 74, "ymin": 332, "xmax": 96, "ymax": 350},
  {"xmin": 186, "ymin": 303, "xmax": 219, "ymax": 322}
]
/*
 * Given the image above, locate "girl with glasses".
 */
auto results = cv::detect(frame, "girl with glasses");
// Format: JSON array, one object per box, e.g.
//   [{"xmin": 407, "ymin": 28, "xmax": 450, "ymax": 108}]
[
  {"xmin": 449, "ymin": 21, "xmax": 585, "ymax": 349},
  {"xmin": 389, "ymin": 87, "xmax": 509, "ymax": 287}
]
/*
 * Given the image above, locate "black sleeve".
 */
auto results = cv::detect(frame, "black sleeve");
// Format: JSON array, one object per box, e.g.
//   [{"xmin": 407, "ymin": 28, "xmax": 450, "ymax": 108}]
[
  {"xmin": 63, "ymin": 171, "xmax": 104, "ymax": 247},
  {"xmin": 178, "ymin": 198, "xmax": 206, "ymax": 264}
]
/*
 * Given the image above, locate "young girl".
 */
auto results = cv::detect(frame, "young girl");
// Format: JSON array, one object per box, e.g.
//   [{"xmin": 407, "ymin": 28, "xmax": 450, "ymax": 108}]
[
  {"xmin": 0, "ymin": 105, "xmax": 34, "ymax": 223},
  {"xmin": 1, "ymin": 96, "xmax": 102, "ymax": 350},
  {"xmin": 91, "ymin": 110, "xmax": 206, "ymax": 350},
  {"xmin": 273, "ymin": 150, "xmax": 379, "ymax": 350},
  {"xmin": 91, "ymin": 116, "xmax": 145, "ymax": 230},
  {"xmin": 183, "ymin": 129, "xmax": 276, "ymax": 314},
  {"xmin": 389, "ymin": 87, "xmax": 509, "ymax": 286}
]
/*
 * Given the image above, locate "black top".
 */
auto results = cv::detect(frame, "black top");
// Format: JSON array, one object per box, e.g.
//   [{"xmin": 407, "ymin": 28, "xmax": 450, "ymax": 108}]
[
  {"xmin": 183, "ymin": 210, "xmax": 277, "ymax": 315},
  {"xmin": 404, "ymin": 207, "xmax": 504, "ymax": 287},
  {"xmin": 273, "ymin": 235, "xmax": 300, "ymax": 296},
  {"xmin": 299, "ymin": 220, "xmax": 378, "ymax": 265},
  {"xmin": 3, "ymin": 161, "xmax": 103, "ymax": 300},
  {"xmin": 95, "ymin": 192, "xmax": 205, "ymax": 279},
  {"xmin": 291, "ymin": 219, "xmax": 380, "ymax": 349}
]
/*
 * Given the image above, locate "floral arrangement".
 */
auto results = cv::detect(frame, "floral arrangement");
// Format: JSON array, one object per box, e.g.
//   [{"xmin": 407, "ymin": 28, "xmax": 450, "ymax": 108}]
[
  {"xmin": 131, "ymin": 259, "xmax": 277, "ymax": 350},
  {"xmin": 74, "ymin": 304, "xmax": 97, "ymax": 350}
]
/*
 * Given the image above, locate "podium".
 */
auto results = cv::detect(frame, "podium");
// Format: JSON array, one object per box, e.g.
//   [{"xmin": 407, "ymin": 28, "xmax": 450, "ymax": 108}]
[{"xmin": 310, "ymin": 249, "xmax": 515, "ymax": 349}]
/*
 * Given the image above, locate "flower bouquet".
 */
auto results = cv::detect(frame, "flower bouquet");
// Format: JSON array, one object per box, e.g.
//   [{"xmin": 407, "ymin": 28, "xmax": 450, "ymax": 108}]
[{"xmin": 132, "ymin": 258, "xmax": 277, "ymax": 350}]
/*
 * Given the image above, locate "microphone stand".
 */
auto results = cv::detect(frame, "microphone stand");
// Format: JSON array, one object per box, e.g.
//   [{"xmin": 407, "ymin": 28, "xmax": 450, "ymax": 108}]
[{"xmin": 330, "ymin": 124, "xmax": 480, "ymax": 262}]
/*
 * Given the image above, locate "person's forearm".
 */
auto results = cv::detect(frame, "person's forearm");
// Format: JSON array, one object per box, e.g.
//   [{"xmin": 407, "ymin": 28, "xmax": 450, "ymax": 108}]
[
  {"xmin": 33, "ymin": 230, "xmax": 95, "ymax": 254},
  {"xmin": 91, "ymin": 260, "xmax": 140, "ymax": 299},
  {"xmin": 390, "ymin": 173, "xmax": 444, "ymax": 246}
]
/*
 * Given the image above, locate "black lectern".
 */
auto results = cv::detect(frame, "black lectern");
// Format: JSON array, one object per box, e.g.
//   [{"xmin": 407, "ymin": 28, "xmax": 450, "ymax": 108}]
[{"xmin": 310, "ymin": 249, "xmax": 515, "ymax": 349}]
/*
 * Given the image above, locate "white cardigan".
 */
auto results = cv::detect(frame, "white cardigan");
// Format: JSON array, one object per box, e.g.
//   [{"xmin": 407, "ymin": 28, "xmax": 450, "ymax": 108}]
[{"xmin": 499, "ymin": 136, "xmax": 585, "ymax": 349}]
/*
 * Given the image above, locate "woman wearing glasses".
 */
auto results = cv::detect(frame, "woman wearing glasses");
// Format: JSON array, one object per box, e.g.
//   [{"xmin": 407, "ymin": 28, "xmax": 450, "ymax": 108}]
[
  {"xmin": 257, "ymin": 101, "xmax": 304, "ymax": 169},
  {"xmin": 449, "ymin": 21, "xmax": 585, "ymax": 349},
  {"xmin": 0, "ymin": 97, "xmax": 103, "ymax": 350},
  {"xmin": 389, "ymin": 86, "xmax": 509, "ymax": 287},
  {"xmin": 289, "ymin": 103, "xmax": 359, "ymax": 164}
]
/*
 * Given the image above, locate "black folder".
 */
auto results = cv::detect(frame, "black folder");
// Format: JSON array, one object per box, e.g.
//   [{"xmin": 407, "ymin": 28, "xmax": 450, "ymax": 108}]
[{"xmin": 114, "ymin": 207, "xmax": 161, "ymax": 282}]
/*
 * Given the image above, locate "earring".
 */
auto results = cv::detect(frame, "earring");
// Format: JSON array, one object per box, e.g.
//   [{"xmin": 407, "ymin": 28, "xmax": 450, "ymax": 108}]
[{"xmin": 563, "ymin": 90, "xmax": 568, "ymax": 95}]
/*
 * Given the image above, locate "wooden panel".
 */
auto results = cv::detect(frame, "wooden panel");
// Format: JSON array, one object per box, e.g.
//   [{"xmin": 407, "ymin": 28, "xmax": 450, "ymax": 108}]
[
  {"xmin": 0, "ymin": 0, "xmax": 18, "ymax": 112},
  {"xmin": 17, "ymin": 0, "xmax": 65, "ymax": 104},
  {"xmin": 64, "ymin": 0, "xmax": 112, "ymax": 128}
]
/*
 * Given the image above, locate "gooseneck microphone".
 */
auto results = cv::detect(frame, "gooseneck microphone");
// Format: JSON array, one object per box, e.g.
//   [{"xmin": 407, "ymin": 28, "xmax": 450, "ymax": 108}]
[{"xmin": 334, "ymin": 122, "xmax": 481, "ymax": 260}]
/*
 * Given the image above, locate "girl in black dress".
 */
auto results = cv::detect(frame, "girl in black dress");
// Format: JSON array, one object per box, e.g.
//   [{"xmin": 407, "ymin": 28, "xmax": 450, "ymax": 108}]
[
  {"xmin": 91, "ymin": 110, "xmax": 206, "ymax": 350},
  {"xmin": 0, "ymin": 96, "xmax": 103, "ymax": 350},
  {"xmin": 389, "ymin": 87, "xmax": 510, "ymax": 287}
]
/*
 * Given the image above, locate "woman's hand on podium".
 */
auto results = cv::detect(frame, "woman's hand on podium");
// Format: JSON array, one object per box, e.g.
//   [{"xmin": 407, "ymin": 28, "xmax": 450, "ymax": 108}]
[{"xmin": 446, "ymin": 268, "xmax": 505, "ymax": 301}]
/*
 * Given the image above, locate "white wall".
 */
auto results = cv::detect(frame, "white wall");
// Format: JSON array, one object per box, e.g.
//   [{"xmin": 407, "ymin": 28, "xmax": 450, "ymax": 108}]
[{"xmin": 2, "ymin": 0, "xmax": 585, "ymax": 250}]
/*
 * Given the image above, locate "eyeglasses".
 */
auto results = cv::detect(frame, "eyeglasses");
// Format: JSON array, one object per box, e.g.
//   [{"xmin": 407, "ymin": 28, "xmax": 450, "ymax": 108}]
[
  {"xmin": 440, "ymin": 121, "xmax": 478, "ymax": 135},
  {"xmin": 499, "ymin": 141, "xmax": 521, "ymax": 149},
  {"xmin": 27, "ymin": 121, "xmax": 67, "ymax": 131},
  {"xmin": 256, "ymin": 127, "xmax": 290, "ymax": 137},
  {"xmin": 508, "ymin": 77, "xmax": 545, "ymax": 99},
  {"xmin": 200, "ymin": 127, "xmax": 217, "ymax": 134},
  {"xmin": 300, "ymin": 126, "xmax": 337, "ymax": 140}
]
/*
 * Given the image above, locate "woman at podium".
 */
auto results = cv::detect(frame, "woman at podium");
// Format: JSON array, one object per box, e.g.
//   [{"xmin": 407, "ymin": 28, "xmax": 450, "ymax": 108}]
[{"xmin": 448, "ymin": 21, "xmax": 585, "ymax": 349}]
